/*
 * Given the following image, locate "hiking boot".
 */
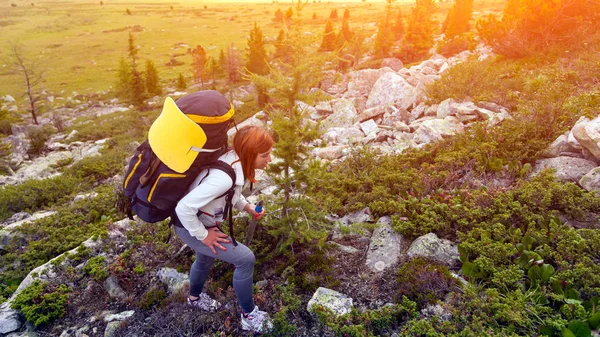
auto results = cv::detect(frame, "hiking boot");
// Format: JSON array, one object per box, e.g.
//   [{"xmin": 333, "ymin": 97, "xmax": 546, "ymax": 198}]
[
  {"xmin": 187, "ymin": 293, "xmax": 220, "ymax": 312},
  {"xmin": 241, "ymin": 305, "xmax": 273, "ymax": 334}
]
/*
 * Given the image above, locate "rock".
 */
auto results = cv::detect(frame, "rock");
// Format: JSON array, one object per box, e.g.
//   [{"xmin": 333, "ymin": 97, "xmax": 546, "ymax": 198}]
[
  {"xmin": 571, "ymin": 116, "xmax": 600, "ymax": 161},
  {"xmin": 227, "ymin": 113, "xmax": 266, "ymax": 138},
  {"xmin": 328, "ymin": 241, "xmax": 360, "ymax": 254},
  {"xmin": 366, "ymin": 72, "xmax": 418, "ymax": 111},
  {"xmin": 436, "ymin": 98, "xmax": 457, "ymax": 119},
  {"xmin": 2, "ymin": 95, "xmax": 16, "ymax": 103},
  {"xmin": 421, "ymin": 304, "xmax": 452, "ymax": 321},
  {"xmin": 358, "ymin": 105, "xmax": 386, "ymax": 122},
  {"xmin": 315, "ymin": 101, "xmax": 333, "ymax": 115},
  {"xmin": 365, "ymin": 217, "xmax": 406, "ymax": 272},
  {"xmin": 532, "ymin": 156, "xmax": 598, "ymax": 183},
  {"xmin": 313, "ymin": 146, "xmax": 349, "ymax": 160},
  {"xmin": 322, "ymin": 99, "xmax": 359, "ymax": 128},
  {"xmin": 1, "ymin": 212, "xmax": 30, "ymax": 226},
  {"xmin": 580, "ymin": 167, "xmax": 600, "ymax": 197},
  {"xmin": 295, "ymin": 101, "xmax": 317, "ymax": 117},
  {"xmin": 342, "ymin": 67, "xmax": 396, "ymax": 98},
  {"xmin": 307, "ymin": 287, "xmax": 353, "ymax": 316},
  {"xmin": 104, "ymin": 321, "xmax": 121, "ymax": 337},
  {"xmin": 412, "ymin": 118, "xmax": 465, "ymax": 144},
  {"xmin": 1, "ymin": 210, "xmax": 57, "ymax": 232},
  {"xmin": 104, "ymin": 310, "xmax": 135, "ymax": 322},
  {"xmin": 359, "ymin": 119, "xmax": 379, "ymax": 136},
  {"xmin": 157, "ymin": 267, "xmax": 189, "ymax": 294},
  {"xmin": 406, "ymin": 233, "xmax": 459, "ymax": 266},
  {"xmin": 104, "ymin": 276, "xmax": 127, "ymax": 299},
  {"xmin": 0, "ymin": 307, "xmax": 23, "ymax": 334},
  {"xmin": 381, "ymin": 58, "xmax": 404, "ymax": 71}
]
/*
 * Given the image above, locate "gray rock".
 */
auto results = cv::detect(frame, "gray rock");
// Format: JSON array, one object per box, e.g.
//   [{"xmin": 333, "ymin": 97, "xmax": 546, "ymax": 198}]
[
  {"xmin": 365, "ymin": 217, "xmax": 406, "ymax": 272},
  {"xmin": 322, "ymin": 99, "xmax": 358, "ymax": 128},
  {"xmin": 104, "ymin": 310, "xmax": 135, "ymax": 322},
  {"xmin": 580, "ymin": 167, "xmax": 600, "ymax": 197},
  {"xmin": 571, "ymin": 116, "xmax": 600, "ymax": 160},
  {"xmin": 328, "ymin": 241, "xmax": 360, "ymax": 254},
  {"xmin": 412, "ymin": 117, "xmax": 465, "ymax": 144},
  {"xmin": 532, "ymin": 156, "xmax": 598, "ymax": 183},
  {"xmin": 104, "ymin": 276, "xmax": 127, "ymax": 299},
  {"xmin": 103, "ymin": 321, "xmax": 121, "ymax": 337},
  {"xmin": 307, "ymin": 287, "xmax": 353, "ymax": 316},
  {"xmin": 366, "ymin": 72, "xmax": 418, "ymax": 111},
  {"xmin": 407, "ymin": 233, "xmax": 459, "ymax": 266},
  {"xmin": 157, "ymin": 267, "xmax": 189, "ymax": 294},
  {"xmin": 381, "ymin": 58, "xmax": 404, "ymax": 71},
  {"xmin": 0, "ymin": 307, "xmax": 23, "ymax": 334}
]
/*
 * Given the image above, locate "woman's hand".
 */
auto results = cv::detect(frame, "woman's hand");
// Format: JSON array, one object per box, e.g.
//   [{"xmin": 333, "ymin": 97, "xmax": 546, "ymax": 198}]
[
  {"xmin": 200, "ymin": 227, "xmax": 230, "ymax": 255},
  {"xmin": 245, "ymin": 203, "xmax": 265, "ymax": 220}
]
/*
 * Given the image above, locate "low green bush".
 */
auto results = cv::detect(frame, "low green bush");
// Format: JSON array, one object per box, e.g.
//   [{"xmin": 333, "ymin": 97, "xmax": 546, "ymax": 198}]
[
  {"xmin": 0, "ymin": 175, "xmax": 82, "ymax": 222},
  {"xmin": 397, "ymin": 258, "xmax": 457, "ymax": 306},
  {"xmin": 11, "ymin": 280, "xmax": 71, "ymax": 327},
  {"xmin": 83, "ymin": 256, "xmax": 109, "ymax": 281}
]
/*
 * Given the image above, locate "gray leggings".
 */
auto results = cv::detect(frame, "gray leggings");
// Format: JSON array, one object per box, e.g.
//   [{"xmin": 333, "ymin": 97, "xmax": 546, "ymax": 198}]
[{"xmin": 174, "ymin": 225, "xmax": 256, "ymax": 313}]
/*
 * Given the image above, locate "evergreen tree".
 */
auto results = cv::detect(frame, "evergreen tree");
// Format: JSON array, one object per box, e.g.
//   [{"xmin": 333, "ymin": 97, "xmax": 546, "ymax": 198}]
[
  {"xmin": 340, "ymin": 16, "xmax": 352, "ymax": 42},
  {"xmin": 393, "ymin": 9, "xmax": 405, "ymax": 40},
  {"xmin": 144, "ymin": 60, "xmax": 162, "ymax": 96},
  {"xmin": 191, "ymin": 45, "xmax": 207, "ymax": 88},
  {"xmin": 343, "ymin": 8, "xmax": 350, "ymax": 19},
  {"xmin": 400, "ymin": 0, "xmax": 437, "ymax": 63},
  {"xmin": 116, "ymin": 57, "xmax": 131, "ymax": 97},
  {"xmin": 218, "ymin": 49, "xmax": 226, "ymax": 71},
  {"xmin": 246, "ymin": 2, "xmax": 329, "ymax": 255},
  {"xmin": 204, "ymin": 56, "xmax": 220, "ymax": 85},
  {"xmin": 274, "ymin": 29, "xmax": 292, "ymax": 62},
  {"xmin": 319, "ymin": 20, "xmax": 336, "ymax": 52},
  {"xmin": 176, "ymin": 73, "xmax": 186, "ymax": 91},
  {"xmin": 225, "ymin": 44, "xmax": 241, "ymax": 85},
  {"xmin": 329, "ymin": 9, "xmax": 338, "ymax": 19},
  {"xmin": 373, "ymin": 2, "xmax": 395, "ymax": 59},
  {"xmin": 312, "ymin": 12, "xmax": 317, "ymax": 20},
  {"xmin": 246, "ymin": 22, "xmax": 269, "ymax": 75},
  {"xmin": 285, "ymin": 7, "xmax": 293, "ymax": 24},
  {"xmin": 443, "ymin": 0, "xmax": 473, "ymax": 39},
  {"xmin": 274, "ymin": 8, "xmax": 284, "ymax": 23},
  {"xmin": 127, "ymin": 33, "xmax": 145, "ymax": 108}
]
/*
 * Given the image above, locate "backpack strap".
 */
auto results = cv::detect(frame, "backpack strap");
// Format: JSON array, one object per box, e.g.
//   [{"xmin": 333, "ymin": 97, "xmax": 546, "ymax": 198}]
[{"xmin": 206, "ymin": 160, "xmax": 238, "ymax": 246}]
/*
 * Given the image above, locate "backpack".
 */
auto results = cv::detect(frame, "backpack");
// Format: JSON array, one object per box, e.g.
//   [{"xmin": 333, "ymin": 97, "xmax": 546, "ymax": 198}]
[{"xmin": 122, "ymin": 90, "xmax": 240, "ymax": 245}]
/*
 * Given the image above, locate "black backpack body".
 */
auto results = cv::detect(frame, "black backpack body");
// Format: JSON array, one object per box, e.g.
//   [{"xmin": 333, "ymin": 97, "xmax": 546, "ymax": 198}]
[{"xmin": 122, "ymin": 91, "xmax": 239, "ymax": 244}]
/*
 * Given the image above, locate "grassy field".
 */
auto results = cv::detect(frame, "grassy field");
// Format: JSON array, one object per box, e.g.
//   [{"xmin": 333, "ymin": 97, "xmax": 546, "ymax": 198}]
[{"xmin": 0, "ymin": 0, "xmax": 505, "ymax": 103}]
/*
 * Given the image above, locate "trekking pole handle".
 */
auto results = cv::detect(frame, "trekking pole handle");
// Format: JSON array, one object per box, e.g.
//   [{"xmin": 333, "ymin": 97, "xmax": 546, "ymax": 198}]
[{"xmin": 254, "ymin": 200, "xmax": 263, "ymax": 219}]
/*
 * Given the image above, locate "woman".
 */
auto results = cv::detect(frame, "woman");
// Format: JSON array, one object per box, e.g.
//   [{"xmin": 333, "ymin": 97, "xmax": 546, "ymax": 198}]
[{"xmin": 173, "ymin": 125, "xmax": 273, "ymax": 334}]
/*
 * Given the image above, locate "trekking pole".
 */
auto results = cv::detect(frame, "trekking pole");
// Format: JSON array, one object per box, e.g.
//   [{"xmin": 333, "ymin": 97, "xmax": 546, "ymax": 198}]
[{"xmin": 245, "ymin": 200, "xmax": 263, "ymax": 245}]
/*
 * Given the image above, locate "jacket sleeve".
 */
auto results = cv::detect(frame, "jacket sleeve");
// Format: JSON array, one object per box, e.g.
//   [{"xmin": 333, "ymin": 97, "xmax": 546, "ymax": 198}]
[
  {"xmin": 175, "ymin": 170, "xmax": 233, "ymax": 241},
  {"xmin": 234, "ymin": 192, "xmax": 248, "ymax": 212}
]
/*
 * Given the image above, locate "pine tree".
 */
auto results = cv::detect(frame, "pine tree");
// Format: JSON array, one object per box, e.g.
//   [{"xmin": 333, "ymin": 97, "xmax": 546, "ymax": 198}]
[
  {"xmin": 340, "ymin": 16, "xmax": 352, "ymax": 42},
  {"xmin": 285, "ymin": 7, "xmax": 293, "ymax": 24},
  {"xmin": 245, "ymin": 2, "xmax": 329, "ymax": 256},
  {"xmin": 191, "ymin": 45, "xmax": 207, "ymax": 88},
  {"xmin": 176, "ymin": 73, "xmax": 186, "ymax": 91},
  {"xmin": 393, "ymin": 9, "xmax": 405, "ymax": 40},
  {"xmin": 274, "ymin": 8, "xmax": 284, "ymax": 23},
  {"xmin": 343, "ymin": 8, "xmax": 350, "ymax": 19},
  {"xmin": 127, "ymin": 33, "xmax": 145, "ymax": 108},
  {"xmin": 329, "ymin": 9, "xmax": 338, "ymax": 19},
  {"xmin": 312, "ymin": 12, "xmax": 317, "ymax": 20},
  {"xmin": 373, "ymin": 2, "xmax": 395, "ymax": 59},
  {"xmin": 400, "ymin": 0, "xmax": 437, "ymax": 63},
  {"xmin": 319, "ymin": 20, "xmax": 336, "ymax": 52},
  {"xmin": 274, "ymin": 29, "xmax": 292, "ymax": 62},
  {"xmin": 116, "ymin": 57, "xmax": 131, "ymax": 98},
  {"xmin": 225, "ymin": 44, "xmax": 241, "ymax": 85},
  {"xmin": 246, "ymin": 22, "xmax": 269, "ymax": 75},
  {"xmin": 204, "ymin": 56, "xmax": 220, "ymax": 85},
  {"xmin": 218, "ymin": 49, "xmax": 226, "ymax": 71},
  {"xmin": 145, "ymin": 60, "xmax": 162, "ymax": 96},
  {"xmin": 443, "ymin": 0, "xmax": 473, "ymax": 39}
]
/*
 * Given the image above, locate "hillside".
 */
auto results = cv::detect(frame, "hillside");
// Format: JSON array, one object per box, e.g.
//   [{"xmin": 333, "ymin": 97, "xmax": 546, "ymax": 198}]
[{"xmin": 1, "ymin": 0, "xmax": 600, "ymax": 336}]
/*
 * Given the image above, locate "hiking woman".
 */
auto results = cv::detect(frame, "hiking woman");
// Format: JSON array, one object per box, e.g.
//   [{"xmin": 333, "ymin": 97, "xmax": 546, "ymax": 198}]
[{"xmin": 173, "ymin": 125, "xmax": 273, "ymax": 334}]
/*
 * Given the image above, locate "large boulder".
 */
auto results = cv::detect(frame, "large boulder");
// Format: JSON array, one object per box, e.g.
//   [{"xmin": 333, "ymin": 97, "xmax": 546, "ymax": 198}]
[
  {"xmin": 322, "ymin": 99, "xmax": 359, "ymax": 129},
  {"xmin": 532, "ymin": 156, "xmax": 598, "ymax": 183},
  {"xmin": 412, "ymin": 117, "xmax": 465, "ymax": 144},
  {"xmin": 580, "ymin": 167, "xmax": 600, "ymax": 197},
  {"xmin": 571, "ymin": 116, "xmax": 600, "ymax": 161},
  {"xmin": 406, "ymin": 233, "xmax": 459, "ymax": 266},
  {"xmin": 342, "ymin": 67, "xmax": 396, "ymax": 99},
  {"xmin": 366, "ymin": 72, "xmax": 419, "ymax": 111},
  {"xmin": 365, "ymin": 217, "xmax": 407, "ymax": 272},
  {"xmin": 307, "ymin": 287, "xmax": 353, "ymax": 317}
]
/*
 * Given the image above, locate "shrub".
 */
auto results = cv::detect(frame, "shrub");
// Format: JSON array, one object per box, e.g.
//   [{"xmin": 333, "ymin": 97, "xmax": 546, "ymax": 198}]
[
  {"xmin": 397, "ymin": 258, "xmax": 457, "ymax": 306},
  {"xmin": 83, "ymin": 256, "xmax": 109, "ymax": 281},
  {"xmin": 26, "ymin": 125, "xmax": 54, "ymax": 156},
  {"xmin": 11, "ymin": 280, "xmax": 71, "ymax": 326},
  {"xmin": 0, "ymin": 175, "xmax": 82, "ymax": 222},
  {"xmin": 436, "ymin": 33, "xmax": 477, "ymax": 57}
]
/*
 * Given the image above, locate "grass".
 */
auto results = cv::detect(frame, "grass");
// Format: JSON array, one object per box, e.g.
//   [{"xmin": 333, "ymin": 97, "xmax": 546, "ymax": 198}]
[{"xmin": 0, "ymin": 0, "xmax": 504, "ymax": 101}]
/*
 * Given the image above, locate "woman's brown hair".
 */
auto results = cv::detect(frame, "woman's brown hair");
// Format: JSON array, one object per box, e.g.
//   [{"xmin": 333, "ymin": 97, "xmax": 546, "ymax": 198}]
[{"xmin": 233, "ymin": 126, "xmax": 273, "ymax": 182}]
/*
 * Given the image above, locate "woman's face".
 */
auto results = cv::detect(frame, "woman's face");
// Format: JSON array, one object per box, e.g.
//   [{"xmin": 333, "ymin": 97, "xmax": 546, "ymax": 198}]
[{"xmin": 254, "ymin": 149, "xmax": 272, "ymax": 170}]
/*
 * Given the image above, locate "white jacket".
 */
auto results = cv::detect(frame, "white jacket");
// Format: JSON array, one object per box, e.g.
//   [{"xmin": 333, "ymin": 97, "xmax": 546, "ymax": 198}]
[{"xmin": 175, "ymin": 150, "xmax": 248, "ymax": 241}]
